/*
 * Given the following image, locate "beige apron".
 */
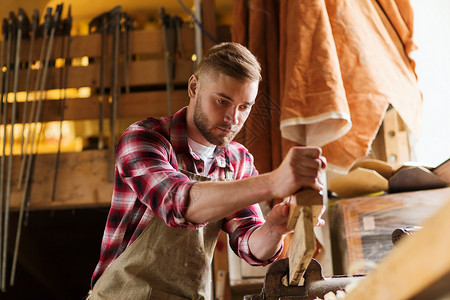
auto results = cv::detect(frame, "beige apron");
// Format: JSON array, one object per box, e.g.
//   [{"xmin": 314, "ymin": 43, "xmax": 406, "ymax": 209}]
[{"xmin": 89, "ymin": 156, "xmax": 232, "ymax": 300}]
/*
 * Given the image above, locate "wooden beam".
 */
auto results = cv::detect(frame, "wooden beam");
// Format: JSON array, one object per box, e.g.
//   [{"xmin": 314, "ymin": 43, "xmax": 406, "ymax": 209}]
[
  {"xmin": 4, "ymin": 28, "xmax": 195, "ymax": 61},
  {"xmin": 345, "ymin": 198, "xmax": 450, "ymax": 299},
  {"xmin": 9, "ymin": 90, "xmax": 189, "ymax": 123},
  {"xmin": 13, "ymin": 59, "xmax": 193, "ymax": 92},
  {"xmin": 9, "ymin": 150, "xmax": 113, "ymax": 211}
]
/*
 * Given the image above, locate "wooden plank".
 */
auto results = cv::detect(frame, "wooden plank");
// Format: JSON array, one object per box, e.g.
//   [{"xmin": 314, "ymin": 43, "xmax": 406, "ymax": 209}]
[
  {"xmin": 345, "ymin": 197, "xmax": 450, "ymax": 300},
  {"xmin": 382, "ymin": 109, "xmax": 410, "ymax": 166},
  {"xmin": 13, "ymin": 59, "xmax": 193, "ymax": 91},
  {"xmin": 9, "ymin": 150, "xmax": 113, "ymax": 211},
  {"xmin": 288, "ymin": 206, "xmax": 316, "ymax": 286},
  {"xmin": 213, "ymin": 233, "xmax": 231, "ymax": 300},
  {"xmin": 130, "ymin": 29, "xmax": 195, "ymax": 57},
  {"xmin": 3, "ymin": 28, "xmax": 195, "ymax": 61},
  {"xmin": 286, "ymin": 189, "xmax": 323, "ymax": 230},
  {"xmin": 287, "ymin": 189, "xmax": 323, "ymax": 285},
  {"xmin": 9, "ymin": 90, "xmax": 189, "ymax": 123}
]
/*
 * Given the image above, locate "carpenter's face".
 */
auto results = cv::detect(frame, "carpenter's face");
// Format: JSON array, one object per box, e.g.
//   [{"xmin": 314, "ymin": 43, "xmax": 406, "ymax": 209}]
[{"xmin": 189, "ymin": 73, "xmax": 258, "ymax": 147}]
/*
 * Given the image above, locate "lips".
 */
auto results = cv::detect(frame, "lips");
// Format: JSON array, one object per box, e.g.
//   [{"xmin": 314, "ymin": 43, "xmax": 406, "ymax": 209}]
[
  {"xmin": 217, "ymin": 127, "xmax": 233, "ymax": 134},
  {"xmin": 216, "ymin": 123, "xmax": 232, "ymax": 130}
]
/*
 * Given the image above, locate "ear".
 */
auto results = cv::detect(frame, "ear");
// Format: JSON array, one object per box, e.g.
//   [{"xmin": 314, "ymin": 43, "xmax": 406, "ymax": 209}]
[{"xmin": 188, "ymin": 75, "xmax": 198, "ymax": 98}]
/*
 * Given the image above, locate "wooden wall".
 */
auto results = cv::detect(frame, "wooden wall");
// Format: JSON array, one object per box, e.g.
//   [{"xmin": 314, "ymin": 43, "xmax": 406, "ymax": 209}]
[{"xmin": 1, "ymin": 27, "xmax": 195, "ymax": 211}]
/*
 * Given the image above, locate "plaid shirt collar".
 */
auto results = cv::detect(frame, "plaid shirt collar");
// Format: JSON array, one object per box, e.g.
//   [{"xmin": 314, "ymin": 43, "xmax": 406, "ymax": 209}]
[{"xmin": 169, "ymin": 107, "xmax": 234, "ymax": 172}]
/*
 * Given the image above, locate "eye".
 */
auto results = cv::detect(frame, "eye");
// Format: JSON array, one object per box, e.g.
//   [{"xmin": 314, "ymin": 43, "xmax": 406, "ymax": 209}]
[
  {"xmin": 239, "ymin": 104, "xmax": 253, "ymax": 111},
  {"xmin": 217, "ymin": 98, "xmax": 230, "ymax": 106}
]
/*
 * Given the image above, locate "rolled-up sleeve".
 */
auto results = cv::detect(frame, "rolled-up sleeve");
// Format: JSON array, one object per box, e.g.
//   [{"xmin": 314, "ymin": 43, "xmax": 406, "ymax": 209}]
[{"xmin": 223, "ymin": 204, "xmax": 282, "ymax": 266}]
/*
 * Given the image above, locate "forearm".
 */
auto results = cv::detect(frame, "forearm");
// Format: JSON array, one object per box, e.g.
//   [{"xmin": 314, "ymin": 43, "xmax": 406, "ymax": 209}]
[
  {"xmin": 185, "ymin": 173, "xmax": 274, "ymax": 223},
  {"xmin": 248, "ymin": 223, "xmax": 284, "ymax": 261},
  {"xmin": 185, "ymin": 146, "xmax": 326, "ymax": 225}
]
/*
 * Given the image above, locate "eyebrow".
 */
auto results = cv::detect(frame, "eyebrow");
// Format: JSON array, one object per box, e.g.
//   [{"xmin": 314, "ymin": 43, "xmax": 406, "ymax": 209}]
[{"xmin": 215, "ymin": 92, "xmax": 255, "ymax": 106}]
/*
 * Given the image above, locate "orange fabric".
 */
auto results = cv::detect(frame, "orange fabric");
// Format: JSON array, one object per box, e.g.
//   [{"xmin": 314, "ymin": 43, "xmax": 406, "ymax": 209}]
[
  {"xmin": 320, "ymin": 0, "xmax": 421, "ymax": 171},
  {"xmin": 233, "ymin": 0, "xmax": 421, "ymax": 172},
  {"xmin": 377, "ymin": 0, "xmax": 417, "ymax": 56},
  {"xmin": 279, "ymin": 0, "xmax": 351, "ymax": 148}
]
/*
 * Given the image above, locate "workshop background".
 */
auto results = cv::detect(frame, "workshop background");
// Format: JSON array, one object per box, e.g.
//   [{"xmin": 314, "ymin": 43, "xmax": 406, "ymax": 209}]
[{"xmin": 0, "ymin": 0, "xmax": 449, "ymax": 299}]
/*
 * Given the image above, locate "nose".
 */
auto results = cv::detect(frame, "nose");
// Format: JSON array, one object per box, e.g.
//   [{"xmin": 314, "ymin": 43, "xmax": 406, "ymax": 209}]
[{"xmin": 224, "ymin": 107, "xmax": 239, "ymax": 125}]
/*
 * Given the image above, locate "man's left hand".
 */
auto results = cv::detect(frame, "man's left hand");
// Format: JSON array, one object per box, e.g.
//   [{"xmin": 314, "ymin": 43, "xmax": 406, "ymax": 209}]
[{"xmin": 264, "ymin": 201, "xmax": 293, "ymax": 236}]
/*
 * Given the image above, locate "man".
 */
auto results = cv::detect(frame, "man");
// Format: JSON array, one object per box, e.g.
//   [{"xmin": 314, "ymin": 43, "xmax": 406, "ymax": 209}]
[{"xmin": 89, "ymin": 42, "xmax": 326, "ymax": 300}]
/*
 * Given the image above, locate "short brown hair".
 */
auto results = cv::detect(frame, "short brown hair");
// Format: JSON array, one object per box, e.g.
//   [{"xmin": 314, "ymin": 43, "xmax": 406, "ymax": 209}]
[{"xmin": 195, "ymin": 42, "xmax": 262, "ymax": 83}]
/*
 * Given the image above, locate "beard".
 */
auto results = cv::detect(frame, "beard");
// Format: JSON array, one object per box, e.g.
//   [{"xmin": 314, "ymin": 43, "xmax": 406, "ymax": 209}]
[{"xmin": 193, "ymin": 96, "xmax": 240, "ymax": 146}]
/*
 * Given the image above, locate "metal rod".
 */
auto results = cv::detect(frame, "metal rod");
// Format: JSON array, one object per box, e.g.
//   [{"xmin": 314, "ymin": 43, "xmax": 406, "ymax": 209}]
[
  {"xmin": 51, "ymin": 5, "xmax": 71, "ymax": 203},
  {"xmin": 174, "ymin": 16, "xmax": 184, "ymax": 59},
  {"xmin": 4, "ymin": 10, "xmax": 24, "ymax": 285},
  {"xmin": 3, "ymin": 8, "xmax": 25, "ymax": 289},
  {"xmin": 194, "ymin": 0, "xmax": 203, "ymax": 64},
  {"xmin": 0, "ymin": 17, "xmax": 11, "ymax": 291},
  {"xmin": 0, "ymin": 19, "xmax": 7, "ymax": 124},
  {"xmin": 122, "ymin": 13, "xmax": 131, "ymax": 94},
  {"xmin": 19, "ymin": 9, "xmax": 36, "ymax": 158},
  {"xmin": 98, "ymin": 14, "xmax": 107, "ymax": 150},
  {"xmin": 0, "ymin": 14, "xmax": 15, "ymax": 291},
  {"xmin": 160, "ymin": 7, "xmax": 173, "ymax": 115},
  {"xmin": 17, "ymin": 8, "xmax": 52, "ymax": 190},
  {"xmin": 108, "ymin": 7, "xmax": 121, "ymax": 182},
  {"xmin": 10, "ymin": 4, "xmax": 62, "ymax": 285}
]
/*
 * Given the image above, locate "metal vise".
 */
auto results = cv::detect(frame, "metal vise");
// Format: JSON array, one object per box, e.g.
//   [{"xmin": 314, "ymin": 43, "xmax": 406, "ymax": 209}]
[{"xmin": 244, "ymin": 258, "xmax": 363, "ymax": 300}]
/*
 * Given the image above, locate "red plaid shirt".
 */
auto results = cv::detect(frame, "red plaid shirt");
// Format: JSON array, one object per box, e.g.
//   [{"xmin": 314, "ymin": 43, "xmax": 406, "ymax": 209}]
[{"xmin": 91, "ymin": 107, "xmax": 281, "ymax": 287}]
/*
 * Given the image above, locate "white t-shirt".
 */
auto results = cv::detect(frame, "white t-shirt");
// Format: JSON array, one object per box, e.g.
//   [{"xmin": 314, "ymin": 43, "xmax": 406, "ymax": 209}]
[{"xmin": 188, "ymin": 138, "xmax": 216, "ymax": 176}]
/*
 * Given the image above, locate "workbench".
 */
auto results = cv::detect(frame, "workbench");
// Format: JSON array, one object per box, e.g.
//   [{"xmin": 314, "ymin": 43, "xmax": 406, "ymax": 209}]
[{"xmin": 330, "ymin": 187, "xmax": 450, "ymax": 275}]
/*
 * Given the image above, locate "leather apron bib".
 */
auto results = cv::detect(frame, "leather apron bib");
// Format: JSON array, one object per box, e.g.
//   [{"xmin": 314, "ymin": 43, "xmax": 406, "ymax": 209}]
[{"xmin": 90, "ymin": 156, "xmax": 232, "ymax": 300}]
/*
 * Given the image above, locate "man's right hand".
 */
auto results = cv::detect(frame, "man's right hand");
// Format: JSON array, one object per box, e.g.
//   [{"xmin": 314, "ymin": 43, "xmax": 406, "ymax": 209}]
[{"xmin": 269, "ymin": 146, "xmax": 327, "ymax": 199}]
